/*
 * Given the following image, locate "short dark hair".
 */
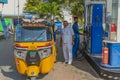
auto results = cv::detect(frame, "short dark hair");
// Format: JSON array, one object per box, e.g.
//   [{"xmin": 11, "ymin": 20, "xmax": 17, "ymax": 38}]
[
  {"xmin": 74, "ymin": 17, "xmax": 78, "ymax": 19},
  {"xmin": 63, "ymin": 20, "xmax": 68, "ymax": 23}
]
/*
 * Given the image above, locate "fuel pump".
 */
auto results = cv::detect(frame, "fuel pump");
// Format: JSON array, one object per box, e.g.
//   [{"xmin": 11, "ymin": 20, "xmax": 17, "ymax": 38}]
[
  {"xmin": 102, "ymin": 0, "xmax": 120, "ymax": 68},
  {"xmin": 85, "ymin": 1, "xmax": 106, "ymax": 54},
  {"xmin": 84, "ymin": 0, "xmax": 120, "ymax": 79}
]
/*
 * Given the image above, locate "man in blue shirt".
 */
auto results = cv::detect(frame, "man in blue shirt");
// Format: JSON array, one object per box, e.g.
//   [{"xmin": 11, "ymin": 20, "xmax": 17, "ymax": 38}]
[{"xmin": 72, "ymin": 17, "xmax": 80, "ymax": 58}]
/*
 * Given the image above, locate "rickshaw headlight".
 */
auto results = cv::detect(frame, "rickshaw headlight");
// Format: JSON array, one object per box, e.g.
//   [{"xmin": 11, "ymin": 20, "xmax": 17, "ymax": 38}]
[
  {"xmin": 14, "ymin": 49, "xmax": 27, "ymax": 60},
  {"xmin": 38, "ymin": 48, "xmax": 52, "ymax": 59}
]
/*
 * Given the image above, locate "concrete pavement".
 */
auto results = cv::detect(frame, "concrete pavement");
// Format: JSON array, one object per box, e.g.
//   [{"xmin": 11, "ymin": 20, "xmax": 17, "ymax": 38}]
[{"xmin": 0, "ymin": 39, "xmax": 103, "ymax": 80}]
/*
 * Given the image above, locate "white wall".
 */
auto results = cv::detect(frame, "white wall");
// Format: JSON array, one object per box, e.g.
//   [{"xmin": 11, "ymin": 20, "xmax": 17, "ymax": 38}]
[
  {"xmin": 117, "ymin": 0, "xmax": 120, "ymax": 42},
  {"xmin": 2, "ymin": 0, "xmax": 26, "ymax": 16},
  {"xmin": 106, "ymin": 0, "xmax": 112, "ymax": 15}
]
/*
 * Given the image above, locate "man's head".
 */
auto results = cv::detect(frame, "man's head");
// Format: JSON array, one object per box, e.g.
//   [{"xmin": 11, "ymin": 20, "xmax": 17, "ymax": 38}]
[
  {"xmin": 74, "ymin": 17, "xmax": 78, "ymax": 23},
  {"xmin": 63, "ymin": 21, "xmax": 68, "ymax": 27}
]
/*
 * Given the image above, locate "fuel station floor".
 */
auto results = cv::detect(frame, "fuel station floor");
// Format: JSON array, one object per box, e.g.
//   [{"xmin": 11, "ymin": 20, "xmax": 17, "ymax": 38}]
[
  {"xmin": 50, "ymin": 36, "xmax": 103, "ymax": 80},
  {"xmin": 41, "ymin": 44, "xmax": 103, "ymax": 80},
  {"xmin": 86, "ymin": 54, "xmax": 120, "ymax": 80},
  {"xmin": 0, "ymin": 38, "xmax": 104, "ymax": 80},
  {"xmin": 0, "ymin": 32, "xmax": 4, "ymax": 40},
  {"xmin": 41, "ymin": 60, "xmax": 103, "ymax": 80}
]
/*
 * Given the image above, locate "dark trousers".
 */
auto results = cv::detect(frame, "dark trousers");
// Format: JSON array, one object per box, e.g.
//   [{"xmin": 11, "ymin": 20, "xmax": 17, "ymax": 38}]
[{"xmin": 72, "ymin": 38, "xmax": 80, "ymax": 58}]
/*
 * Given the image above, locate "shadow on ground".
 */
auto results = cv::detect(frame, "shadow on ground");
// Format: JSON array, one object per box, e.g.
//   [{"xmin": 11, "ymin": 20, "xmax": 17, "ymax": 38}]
[
  {"xmin": 0, "ymin": 37, "xmax": 100, "ymax": 80},
  {"xmin": 56, "ymin": 36, "xmax": 100, "ymax": 79},
  {"xmin": 0, "ymin": 39, "xmax": 46, "ymax": 80}
]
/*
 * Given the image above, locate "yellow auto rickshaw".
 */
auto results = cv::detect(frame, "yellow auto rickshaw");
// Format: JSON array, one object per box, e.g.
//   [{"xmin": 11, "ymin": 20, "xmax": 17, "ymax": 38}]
[{"xmin": 14, "ymin": 19, "xmax": 56, "ymax": 80}]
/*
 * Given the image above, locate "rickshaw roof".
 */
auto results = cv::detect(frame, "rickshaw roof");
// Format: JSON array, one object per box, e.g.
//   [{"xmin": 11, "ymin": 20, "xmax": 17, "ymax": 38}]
[
  {"xmin": 21, "ymin": 18, "xmax": 53, "ymax": 27},
  {"xmin": 22, "ymin": 23, "xmax": 45, "ymax": 27}
]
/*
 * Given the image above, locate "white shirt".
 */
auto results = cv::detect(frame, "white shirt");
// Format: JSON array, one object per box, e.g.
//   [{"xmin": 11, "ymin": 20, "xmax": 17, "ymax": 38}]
[{"xmin": 61, "ymin": 26, "xmax": 74, "ymax": 44}]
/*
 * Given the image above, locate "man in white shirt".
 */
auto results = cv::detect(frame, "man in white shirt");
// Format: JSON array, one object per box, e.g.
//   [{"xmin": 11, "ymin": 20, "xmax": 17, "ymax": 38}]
[{"xmin": 60, "ymin": 21, "xmax": 74, "ymax": 65}]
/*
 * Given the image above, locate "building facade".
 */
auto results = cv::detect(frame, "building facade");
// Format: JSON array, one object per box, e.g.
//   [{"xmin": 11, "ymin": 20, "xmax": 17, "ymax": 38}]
[{"xmin": 1, "ymin": 0, "xmax": 26, "ymax": 16}]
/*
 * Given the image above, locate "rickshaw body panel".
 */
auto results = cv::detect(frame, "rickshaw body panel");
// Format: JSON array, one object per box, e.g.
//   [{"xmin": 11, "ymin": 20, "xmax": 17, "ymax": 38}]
[
  {"xmin": 14, "ymin": 22, "xmax": 57, "ymax": 78},
  {"xmin": 15, "ymin": 54, "xmax": 55, "ymax": 76},
  {"xmin": 15, "ymin": 58, "xmax": 27, "ymax": 75},
  {"xmin": 14, "ymin": 41, "xmax": 56, "ymax": 76}
]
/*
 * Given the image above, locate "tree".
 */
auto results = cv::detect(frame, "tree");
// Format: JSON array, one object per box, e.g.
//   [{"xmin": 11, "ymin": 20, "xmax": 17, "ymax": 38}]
[
  {"xmin": 49, "ymin": 0, "xmax": 65, "ymax": 4},
  {"xmin": 24, "ymin": 0, "xmax": 44, "ymax": 17},
  {"xmin": 24, "ymin": 0, "xmax": 41, "ymax": 13},
  {"xmin": 24, "ymin": 0, "xmax": 85, "ymax": 24},
  {"xmin": 24, "ymin": 0, "xmax": 61, "ymax": 19},
  {"xmin": 71, "ymin": 0, "xmax": 84, "ymax": 24},
  {"xmin": 48, "ymin": 2, "xmax": 61, "ymax": 19}
]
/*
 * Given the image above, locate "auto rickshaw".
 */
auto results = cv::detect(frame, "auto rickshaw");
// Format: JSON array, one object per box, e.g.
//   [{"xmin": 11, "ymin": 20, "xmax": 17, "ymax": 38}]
[{"xmin": 14, "ymin": 19, "xmax": 57, "ymax": 80}]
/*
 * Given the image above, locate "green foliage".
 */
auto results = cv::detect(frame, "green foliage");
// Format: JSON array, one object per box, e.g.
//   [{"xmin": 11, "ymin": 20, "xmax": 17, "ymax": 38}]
[
  {"xmin": 71, "ymin": 0, "xmax": 84, "ymax": 25},
  {"xmin": 24, "ymin": 0, "xmax": 61, "ymax": 19},
  {"xmin": 24, "ymin": 0, "xmax": 85, "ymax": 24},
  {"xmin": 24, "ymin": 0, "xmax": 40, "ymax": 12},
  {"xmin": 49, "ymin": 0, "xmax": 65, "ymax": 4}
]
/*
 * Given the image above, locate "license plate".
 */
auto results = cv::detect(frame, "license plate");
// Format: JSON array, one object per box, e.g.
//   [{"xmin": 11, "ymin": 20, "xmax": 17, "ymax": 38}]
[
  {"xmin": 30, "ymin": 51, "xmax": 36, "ymax": 58},
  {"xmin": 28, "ymin": 46, "xmax": 37, "ymax": 50}
]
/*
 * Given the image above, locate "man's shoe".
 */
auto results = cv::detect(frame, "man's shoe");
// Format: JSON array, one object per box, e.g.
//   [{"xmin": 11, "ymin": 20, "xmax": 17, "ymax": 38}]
[{"xmin": 63, "ymin": 62, "xmax": 68, "ymax": 65}]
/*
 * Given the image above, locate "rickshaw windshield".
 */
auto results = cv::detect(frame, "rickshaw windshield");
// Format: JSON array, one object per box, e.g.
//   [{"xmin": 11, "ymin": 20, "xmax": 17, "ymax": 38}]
[{"xmin": 15, "ymin": 27, "xmax": 52, "ymax": 42}]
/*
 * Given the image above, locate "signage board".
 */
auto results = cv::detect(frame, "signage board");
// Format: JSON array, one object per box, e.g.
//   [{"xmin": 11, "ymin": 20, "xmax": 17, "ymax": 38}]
[
  {"xmin": 0, "ymin": 0, "xmax": 8, "ymax": 3},
  {"xmin": 22, "ymin": 23, "xmax": 45, "ymax": 27}
]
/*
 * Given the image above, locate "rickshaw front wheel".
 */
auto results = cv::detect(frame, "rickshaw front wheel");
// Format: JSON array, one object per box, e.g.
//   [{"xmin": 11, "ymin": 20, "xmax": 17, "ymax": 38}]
[
  {"xmin": 30, "ymin": 77, "xmax": 36, "ymax": 80},
  {"xmin": 26, "ymin": 77, "xmax": 37, "ymax": 80}
]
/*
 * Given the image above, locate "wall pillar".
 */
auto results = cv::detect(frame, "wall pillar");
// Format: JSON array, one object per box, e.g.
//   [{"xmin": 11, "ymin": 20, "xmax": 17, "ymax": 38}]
[{"xmin": 117, "ymin": 0, "xmax": 120, "ymax": 42}]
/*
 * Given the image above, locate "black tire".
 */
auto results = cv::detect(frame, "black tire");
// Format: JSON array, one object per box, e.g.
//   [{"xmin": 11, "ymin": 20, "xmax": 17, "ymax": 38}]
[
  {"xmin": 76, "ymin": 42, "xmax": 86, "ymax": 61},
  {"xmin": 30, "ymin": 77, "xmax": 37, "ymax": 80},
  {"xmin": 76, "ymin": 50, "xmax": 85, "ymax": 61}
]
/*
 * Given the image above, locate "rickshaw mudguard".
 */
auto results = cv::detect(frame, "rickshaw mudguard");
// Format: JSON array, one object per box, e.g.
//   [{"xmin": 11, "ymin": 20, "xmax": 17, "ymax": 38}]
[
  {"xmin": 39, "ymin": 45, "xmax": 57, "ymax": 74},
  {"xmin": 26, "ymin": 66, "xmax": 39, "ymax": 77},
  {"xmin": 15, "ymin": 58, "xmax": 27, "ymax": 74},
  {"xmin": 40, "ymin": 55, "xmax": 54, "ymax": 74}
]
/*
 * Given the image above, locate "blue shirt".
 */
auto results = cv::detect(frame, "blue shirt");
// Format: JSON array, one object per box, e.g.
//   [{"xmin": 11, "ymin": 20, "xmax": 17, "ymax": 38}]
[{"xmin": 72, "ymin": 23, "xmax": 79, "ymax": 38}]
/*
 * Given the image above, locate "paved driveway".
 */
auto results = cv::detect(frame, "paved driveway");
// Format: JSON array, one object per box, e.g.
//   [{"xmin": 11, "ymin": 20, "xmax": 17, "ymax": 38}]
[{"xmin": 0, "ymin": 38, "xmax": 103, "ymax": 80}]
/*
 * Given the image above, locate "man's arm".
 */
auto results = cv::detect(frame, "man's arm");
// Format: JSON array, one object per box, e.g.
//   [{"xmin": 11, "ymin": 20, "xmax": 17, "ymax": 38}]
[
  {"xmin": 60, "ymin": 36, "xmax": 62, "ymax": 43},
  {"xmin": 70, "ymin": 27, "xmax": 74, "ymax": 45},
  {"xmin": 60, "ymin": 30, "xmax": 63, "ymax": 47},
  {"xmin": 73, "ymin": 23, "xmax": 86, "ymax": 35},
  {"xmin": 73, "ymin": 24, "xmax": 80, "ymax": 34}
]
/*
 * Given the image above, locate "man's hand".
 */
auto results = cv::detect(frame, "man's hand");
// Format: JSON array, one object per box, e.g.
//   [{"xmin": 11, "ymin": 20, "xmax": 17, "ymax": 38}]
[
  {"xmin": 79, "ymin": 32, "xmax": 89, "ymax": 37},
  {"xmin": 60, "ymin": 37, "xmax": 62, "ymax": 47},
  {"xmin": 79, "ymin": 32, "xmax": 84, "ymax": 35},
  {"xmin": 60, "ymin": 43, "xmax": 62, "ymax": 47},
  {"xmin": 72, "ymin": 41, "xmax": 74, "ymax": 46}
]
